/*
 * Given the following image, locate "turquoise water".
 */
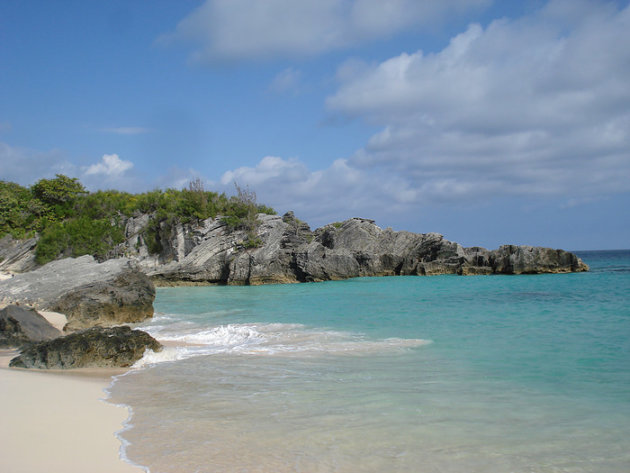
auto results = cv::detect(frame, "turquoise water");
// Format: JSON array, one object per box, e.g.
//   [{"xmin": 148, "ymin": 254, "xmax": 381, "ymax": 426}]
[{"xmin": 109, "ymin": 250, "xmax": 630, "ymax": 472}]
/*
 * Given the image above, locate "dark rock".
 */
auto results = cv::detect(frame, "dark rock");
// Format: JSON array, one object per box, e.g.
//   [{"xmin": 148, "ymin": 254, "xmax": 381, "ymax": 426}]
[
  {"xmin": 9, "ymin": 326, "xmax": 162, "ymax": 369},
  {"xmin": 53, "ymin": 270, "xmax": 156, "ymax": 331},
  {"xmin": 487, "ymin": 245, "xmax": 589, "ymax": 274},
  {"xmin": 0, "ymin": 305, "xmax": 61, "ymax": 347}
]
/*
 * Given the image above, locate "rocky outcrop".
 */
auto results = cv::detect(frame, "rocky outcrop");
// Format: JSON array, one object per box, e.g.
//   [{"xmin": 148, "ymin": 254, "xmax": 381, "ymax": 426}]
[
  {"xmin": 0, "ymin": 235, "xmax": 39, "ymax": 273},
  {"xmin": 125, "ymin": 213, "xmax": 587, "ymax": 285},
  {"xmin": 0, "ymin": 256, "xmax": 155, "ymax": 331},
  {"xmin": 1, "ymin": 212, "xmax": 588, "ymax": 290},
  {"xmin": 0, "ymin": 305, "xmax": 61, "ymax": 347},
  {"xmin": 9, "ymin": 326, "xmax": 162, "ymax": 369}
]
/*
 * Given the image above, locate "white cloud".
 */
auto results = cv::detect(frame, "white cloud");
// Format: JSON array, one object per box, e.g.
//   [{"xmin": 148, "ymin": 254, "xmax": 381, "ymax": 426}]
[
  {"xmin": 217, "ymin": 1, "xmax": 630, "ymax": 230},
  {"xmin": 268, "ymin": 67, "xmax": 302, "ymax": 95},
  {"xmin": 161, "ymin": 0, "xmax": 489, "ymax": 62},
  {"xmin": 99, "ymin": 127, "xmax": 152, "ymax": 135},
  {"xmin": 0, "ymin": 141, "xmax": 76, "ymax": 185},
  {"xmin": 84, "ymin": 154, "xmax": 134, "ymax": 177},
  {"xmin": 325, "ymin": 0, "xmax": 630, "ymax": 202},
  {"xmin": 219, "ymin": 156, "xmax": 420, "ymax": 226}
]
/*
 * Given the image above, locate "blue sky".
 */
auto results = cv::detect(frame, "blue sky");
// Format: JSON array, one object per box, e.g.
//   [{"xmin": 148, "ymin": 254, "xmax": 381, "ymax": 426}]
[{"xmin": 1, "ymin": 0, "xmax": 629, "ymax": 250}]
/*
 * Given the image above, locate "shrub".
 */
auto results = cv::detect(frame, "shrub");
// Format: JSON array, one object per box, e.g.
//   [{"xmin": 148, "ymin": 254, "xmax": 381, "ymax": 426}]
[
  {"xmin": 2, "ymin": 176, "xmax": 276, "ymax": 262},
  {"xmin": 35, "ymin": 217, "xmax": 125, "ymax": 264}
]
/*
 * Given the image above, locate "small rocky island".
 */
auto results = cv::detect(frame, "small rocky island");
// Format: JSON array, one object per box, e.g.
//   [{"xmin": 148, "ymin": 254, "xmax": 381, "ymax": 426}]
[{"xmin": 0, "ymin": 175, "xmax": 588, "ymax": 369}]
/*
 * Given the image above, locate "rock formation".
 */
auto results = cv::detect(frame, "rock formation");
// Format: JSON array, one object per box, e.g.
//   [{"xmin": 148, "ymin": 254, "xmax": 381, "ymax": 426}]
[
  {"xmin": 0, "ymin": 256, "xmax": 155, "ymax": 330},
  {"xmin": 0, "ymin": 305, "xmax": 61, "ymax": 347},
  {"xmin": 0, "ymin": 235, "xmax": 39, "ymax": 273},
  {"xmin": 9, "ymin": 326, "xmax": 162, "ymax": 369},
  {"xmin": 116, "ymin": 213, "xmax": 587, "ymax": 285},
  {"xmin": 0, "ymin": 212, "xmax": 588, "ymax": 292}
]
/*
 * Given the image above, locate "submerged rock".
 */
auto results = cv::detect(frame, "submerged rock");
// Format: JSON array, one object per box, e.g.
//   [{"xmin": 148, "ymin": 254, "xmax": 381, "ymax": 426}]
[
  {"xmin": 0, "ymin": 305, "xmax": 61, "ymax": 347},
  {"xmin": 9, "ymin": 326, "xmax": 162, "ymax": 369}
]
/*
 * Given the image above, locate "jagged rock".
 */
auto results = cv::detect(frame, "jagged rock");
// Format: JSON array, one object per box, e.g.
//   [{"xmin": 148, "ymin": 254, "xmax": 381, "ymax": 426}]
[
  {"xmin": 0, "ymin": 235, "xmax": 39, "ymax": 273},
  {"xmin": 0, "ymin": 256, "xmax": 155, "ymax": 331},
  {"xmin": 1, "ymin": 213, "xmax": 589, "ymax": 288},
  {"xmin": 141, "ymin": 215, "xmax": 587, "ymax": 284},
  {"xmin": 488, "ymin": 245, "xmax": 588, "ymax": 274},
  {"xmin": 0, "ymin": 305, "xmax": 61, "ymax": 347},
  {"xmin": 9, "ymin": 326, "xmax": 162, "ymax": 369}
]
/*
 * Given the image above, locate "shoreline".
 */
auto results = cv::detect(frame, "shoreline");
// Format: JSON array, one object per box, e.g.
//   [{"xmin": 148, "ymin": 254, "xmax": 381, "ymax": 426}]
[{"xmin": 1, "ymin": 346, "xmax": 145, "ymax": 473}]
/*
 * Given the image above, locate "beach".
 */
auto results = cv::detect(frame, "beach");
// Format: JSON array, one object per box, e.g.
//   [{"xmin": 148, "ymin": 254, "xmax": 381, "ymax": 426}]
[
  {"xmin": 109, "ymin": 250, "xmax": 630, "ymax": 472},
  {"xmin": 0, "ymin": 310, "xmax": 142, "ymax": 473}
]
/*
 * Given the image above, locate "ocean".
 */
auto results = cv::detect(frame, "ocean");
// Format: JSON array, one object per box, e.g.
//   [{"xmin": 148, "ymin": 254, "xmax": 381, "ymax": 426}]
[{"xmin": 108, "ymin": 250, "xmax": 630, "ymax": 473}]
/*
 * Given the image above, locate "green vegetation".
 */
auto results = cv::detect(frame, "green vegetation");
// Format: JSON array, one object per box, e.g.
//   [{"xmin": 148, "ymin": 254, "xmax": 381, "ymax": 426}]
[{"xmin": 0, "ymin": 175, "xmax": 275, "ymax": 264}]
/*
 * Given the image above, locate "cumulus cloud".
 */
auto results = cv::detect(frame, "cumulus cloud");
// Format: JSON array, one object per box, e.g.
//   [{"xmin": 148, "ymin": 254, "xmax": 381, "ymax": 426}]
[
  {"xmin": 217, "ymin": 1, "xmax": 630, "ymax": 231},
  {"xmin": 161, "ymin": 0, "xmax": 488, "ymax": 62},
  {"xmin": 326, "ymin": 0, "xmax": 630, "ymax": 202},
  {"xmin": 219, "ymin": 156, "xmax": 420, "ymax": 226},
  {"xmin": 84, "ymin": 154, "xmax": 134, "ymax": 177}
]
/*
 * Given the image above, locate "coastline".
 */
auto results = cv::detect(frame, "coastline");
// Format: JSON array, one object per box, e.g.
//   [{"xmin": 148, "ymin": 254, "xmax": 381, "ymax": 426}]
[{"xmin": 0, "ymin": 309, "xmax": 145, "ymax": 473}]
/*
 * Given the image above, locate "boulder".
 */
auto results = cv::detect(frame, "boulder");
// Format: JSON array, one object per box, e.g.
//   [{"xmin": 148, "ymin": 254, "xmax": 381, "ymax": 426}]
[
  {"xmin": 52, "ymin": 270, "xmax": 156, "ymax": 332},
  {"xmin": 0, "ymin": 305, "xmax": 61, "ymax": 347},
  {"xmin": 9, "ymin": 326, "xmax": 162, "ymax": 369},
  {"xmin": 0, "ymin": 255, "xmax": 155, "ymax": 331}
]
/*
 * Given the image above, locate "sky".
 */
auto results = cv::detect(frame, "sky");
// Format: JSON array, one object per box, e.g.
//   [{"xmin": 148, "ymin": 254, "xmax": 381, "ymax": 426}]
[{"xmin": 1, "ymin": 0, "xmax": 629, "ymax": 250}]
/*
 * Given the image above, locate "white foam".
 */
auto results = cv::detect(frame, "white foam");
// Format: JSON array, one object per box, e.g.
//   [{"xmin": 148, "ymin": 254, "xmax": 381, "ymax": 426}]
[{"xmin": 132, "ymin": 321, "xmax": 431, "ymax": 368}]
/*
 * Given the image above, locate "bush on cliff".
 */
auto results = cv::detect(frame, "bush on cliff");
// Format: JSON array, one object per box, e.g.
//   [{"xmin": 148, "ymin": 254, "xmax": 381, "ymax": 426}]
[
  {"xmin": 1, "ymin": 175, "xmax": 275, "ymax": 263},
  {"xmin": 35, "ymin": 216, "xmax": 125, "ymax": 264},
  {"xmin": 1, "ymin": 175, "xmax": 86, "ymax": 239}
]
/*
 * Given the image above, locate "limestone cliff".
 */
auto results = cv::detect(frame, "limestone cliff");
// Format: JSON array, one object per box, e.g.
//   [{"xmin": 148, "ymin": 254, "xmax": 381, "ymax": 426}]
[
  {"xmin": 111, "ymin": 211, "xmax": 588, "ymax": 285},
  {"xmin": 0, "ymin": 211, "xmax": 588, "ymax": 288}
]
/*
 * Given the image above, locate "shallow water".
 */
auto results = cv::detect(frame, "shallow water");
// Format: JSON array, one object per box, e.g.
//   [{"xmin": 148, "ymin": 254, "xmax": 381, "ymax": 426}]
[{"xmin": 109, "ymin": 250, "xmax": 630, "ymax": 472}]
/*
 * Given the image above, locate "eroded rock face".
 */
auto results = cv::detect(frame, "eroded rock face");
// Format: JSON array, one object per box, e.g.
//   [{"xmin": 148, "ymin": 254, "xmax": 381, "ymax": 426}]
[
  {"xmin": 0, "ymin": 256, "xmax": 155, "ymax": 331},
  {"xmin": 1, "ymin": 212, "xmax": 589, "ymax": 291},
  {"xmin": 9, "ymin": 326, "xmax": 162, "ymax": 369},
  {"xmin": 0, "ymin": 235, "xmax": 39, "ymax": 273},
  {"xmin": 488, "ymin": 245, "xmax": 589, "ymax": 274},
  {"xmin": 139, "ymin": 214, "xmax": 588, "ymax": 285},
  {"xmin": 0, "ymin": 305, "xmax": 61, "ymax": 347},
  {"xmin": 53, "ymin": 270, "xmax": 155, "ymax": 331}
]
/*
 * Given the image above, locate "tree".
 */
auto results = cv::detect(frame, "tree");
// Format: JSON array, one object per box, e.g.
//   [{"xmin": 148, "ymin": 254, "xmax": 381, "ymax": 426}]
[{"xmin": 31, "ymin": 174, "xmax": 86, "ymax": 206}]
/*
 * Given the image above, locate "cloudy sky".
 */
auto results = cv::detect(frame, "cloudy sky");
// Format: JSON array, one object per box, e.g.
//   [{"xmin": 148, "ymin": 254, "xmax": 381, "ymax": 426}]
[{"xmin": 1, "ymin": 0, "xmax": 629, "ymax": 250}]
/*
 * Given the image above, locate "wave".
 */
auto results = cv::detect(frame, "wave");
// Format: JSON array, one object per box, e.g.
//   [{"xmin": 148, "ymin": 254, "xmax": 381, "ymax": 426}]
[{"xmin": 133, "ymin": 321, "xmax": 431, "ymax": 368}]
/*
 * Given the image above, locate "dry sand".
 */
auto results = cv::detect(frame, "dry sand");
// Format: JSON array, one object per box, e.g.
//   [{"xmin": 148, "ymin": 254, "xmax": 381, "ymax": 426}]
[{"xmin": 0, "ymin": 308, "xmax": 145, "ymax": 473}]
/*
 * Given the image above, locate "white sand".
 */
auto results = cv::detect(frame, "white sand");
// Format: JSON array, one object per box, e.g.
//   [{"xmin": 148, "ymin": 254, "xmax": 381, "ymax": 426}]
[
  {"xmin": 38, "ymin": 310, "xmax": 68, "ymax": 332},
  {"xmin": 0, "ymin": 352, "xmax": 145, "ymax": 473}
]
